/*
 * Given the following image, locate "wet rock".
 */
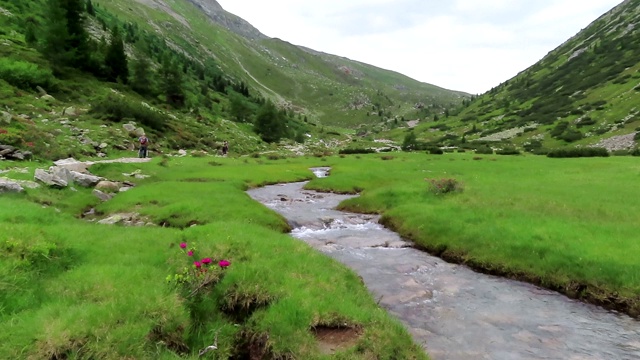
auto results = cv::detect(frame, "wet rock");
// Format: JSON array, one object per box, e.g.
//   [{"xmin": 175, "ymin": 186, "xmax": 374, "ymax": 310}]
[{"xmin": 63, "ymin": 106, "xmax": 78, "ymax": 116}]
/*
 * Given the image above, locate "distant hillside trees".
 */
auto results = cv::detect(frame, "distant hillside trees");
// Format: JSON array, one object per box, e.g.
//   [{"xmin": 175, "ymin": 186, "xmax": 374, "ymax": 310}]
[
  {"xmin": 130, "ymin": 57, "xmax": 155, "ymax": 96},
  {"xmin": 160, "ymin": 57, "xmax": 185, "ymax": 107},
  {"xmin": 42, "ymin": 0, "xmax": 94, "ymax": 71},
  {"xmin": 104, "ymin": 26, "xmax": 128, "ymax": 84}
]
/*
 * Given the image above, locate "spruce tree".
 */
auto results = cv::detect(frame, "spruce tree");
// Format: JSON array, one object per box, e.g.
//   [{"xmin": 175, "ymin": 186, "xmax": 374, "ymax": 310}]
[
  {"xmin": 42, "ymin": 0, "xmax": 70, "ymax": 69},
  {"xmin": 62, "ymin": 0, "xmax": 91, "ymax": 67},
  {"xmin": 105, "ymin": 26, "xmax": 128, "ymax": 83},
  {"xmin": 86, "ymin": 0, "xmax": 95, "ymax": 16},
  {"xmin": 160, "ymin": 57, "xmax": 185, "ymax": 107},
  {"xmin": 131, "ymin": 57, "xmax": 155, "ymax": 96}
]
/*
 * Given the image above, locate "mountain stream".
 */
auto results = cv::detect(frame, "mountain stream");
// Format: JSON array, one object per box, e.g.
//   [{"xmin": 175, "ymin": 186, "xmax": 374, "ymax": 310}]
[{"xmin": 247, "ymin": 168, "xmax": 640, "ymax": 360}]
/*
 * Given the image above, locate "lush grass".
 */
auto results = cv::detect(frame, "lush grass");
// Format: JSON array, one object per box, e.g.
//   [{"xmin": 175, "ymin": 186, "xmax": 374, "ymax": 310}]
[
  {"xmin": 0, "ymin": 156, "xmax": 427, "ymax": 359},
  {"xmin": 306, "ymin": 152, "xmax": 640, "ymax": 314}
]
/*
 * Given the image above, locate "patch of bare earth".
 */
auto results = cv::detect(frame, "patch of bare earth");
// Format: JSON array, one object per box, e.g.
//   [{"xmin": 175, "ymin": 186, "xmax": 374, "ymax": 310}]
[{"xmin": 312, "ymin": 326, "xmax": 363, "ymax": 355}]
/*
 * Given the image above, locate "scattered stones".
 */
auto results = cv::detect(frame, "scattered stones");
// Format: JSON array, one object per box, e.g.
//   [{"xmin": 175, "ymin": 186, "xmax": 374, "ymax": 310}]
[
  {"xmin": 0, "ymin": 145, "xmax": 32, "ymax": 161},
  {"xmin": 40, "ymin": 94, "xmax": 56, "ymax": 102},
  {"xmin": 590, "ymin": 133, "xmax": 637, "ymax": 152}
]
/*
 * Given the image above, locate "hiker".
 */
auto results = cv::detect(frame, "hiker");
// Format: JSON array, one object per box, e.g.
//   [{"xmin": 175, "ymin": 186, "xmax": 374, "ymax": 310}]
[
  {"xmin": 222, "ymin": 141, "xmax": 228, "ymax": 156},
  {"xmin": 138, "ymin": 134, "xmax": 149, "ymax": 158}
]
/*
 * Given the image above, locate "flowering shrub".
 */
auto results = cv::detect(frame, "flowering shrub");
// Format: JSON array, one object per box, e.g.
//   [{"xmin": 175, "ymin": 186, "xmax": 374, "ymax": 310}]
[
  {"xmin": 426, "ymin": 178, "xmax": 464, "ymax": 195},
  {"xmin": 167, "ymin": 242, "xmax": 231, "ymax": 299}
]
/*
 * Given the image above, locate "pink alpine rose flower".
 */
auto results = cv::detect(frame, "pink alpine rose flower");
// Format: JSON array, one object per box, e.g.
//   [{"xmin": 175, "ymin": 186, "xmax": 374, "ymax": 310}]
[
  {"xmin": 218, "ymin": 260, "xmax": 230, "ymax": 268},
  {"xmin": 180, "ymin": 242, "xmax": 187, "ymax": 249},
  {"xmin": 201, "ymin": 258, "xmax": 212, "ymax": 265},
  {"xmin": 187, "ymin": 250, "xmax": 194, "ymax": 257},
  {"xmin": 194, "ymin": 261, "xmax": 202, "ymax": 268}
]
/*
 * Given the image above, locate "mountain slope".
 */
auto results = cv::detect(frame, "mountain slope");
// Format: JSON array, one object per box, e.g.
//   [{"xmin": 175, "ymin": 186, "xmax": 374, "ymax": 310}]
[
  {"xmin": 401, "ymin": 0, "xmax": 640, "ymax": 153},
  {"xmin": 116, "ymin": 0, "xmax": 468, "ymax": 128}
]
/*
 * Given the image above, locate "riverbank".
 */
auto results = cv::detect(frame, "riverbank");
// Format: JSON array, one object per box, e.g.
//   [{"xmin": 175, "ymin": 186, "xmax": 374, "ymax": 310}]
[
  {"xmin": 0, "ymin": 156, "xmax": 427, "ymax": 359},
  {"xmin": 305, "ymin": 153, "xmax": 640, "ymax": 319}
]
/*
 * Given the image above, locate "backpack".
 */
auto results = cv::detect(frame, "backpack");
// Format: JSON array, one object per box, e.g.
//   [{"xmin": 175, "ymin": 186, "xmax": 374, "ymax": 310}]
[{"xmin": 140, "ymin": 136, "xmax": 148, "ymax": 145}]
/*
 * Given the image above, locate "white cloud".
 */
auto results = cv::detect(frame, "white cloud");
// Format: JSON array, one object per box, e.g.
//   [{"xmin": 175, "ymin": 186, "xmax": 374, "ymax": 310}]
[{"xmin": 216, "ymin": 0, "xmax": 623, "ymax": 94}]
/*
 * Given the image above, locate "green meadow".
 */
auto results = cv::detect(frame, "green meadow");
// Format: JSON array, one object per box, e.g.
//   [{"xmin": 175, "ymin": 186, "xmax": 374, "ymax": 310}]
[{"xmin": 1, "ymin": 152, "xmax": 639, "ymax": 358}]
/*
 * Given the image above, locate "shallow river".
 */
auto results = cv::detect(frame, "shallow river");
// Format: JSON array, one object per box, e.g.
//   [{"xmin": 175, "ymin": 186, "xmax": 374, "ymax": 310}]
[{"xmin": 247, "ymin": 169, "xmax": 640, "ymax": 360}]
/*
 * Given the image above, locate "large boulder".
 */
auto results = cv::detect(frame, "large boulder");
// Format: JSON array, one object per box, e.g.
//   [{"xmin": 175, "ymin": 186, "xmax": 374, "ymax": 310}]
[
  {"xmin": 51, "ymin": 166, "xmax": 74, "ymax": 185},
  {"xmin": 34, "ymin": 168, "xmax": 68, "ymax": 188},
  {"xmin": 54, "ymin": 158, "xmax": 90, "ymax": 173},
  {"xmin": 0, "ymin": 178, "xmax": 23, "ymax": 193},
  {"xmin": 71, "ymin": 171, "xmax": 102, "ymax": 187},
  {"xmin": 96, "ymin": 181, "xmax": 121, "ymax": 192}
]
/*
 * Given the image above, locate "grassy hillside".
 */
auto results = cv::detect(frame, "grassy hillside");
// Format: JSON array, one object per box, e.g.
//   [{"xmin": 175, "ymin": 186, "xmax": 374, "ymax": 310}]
[{"xmin": 388, "ymin": 0, "xmax": 640, "ymax": 154}]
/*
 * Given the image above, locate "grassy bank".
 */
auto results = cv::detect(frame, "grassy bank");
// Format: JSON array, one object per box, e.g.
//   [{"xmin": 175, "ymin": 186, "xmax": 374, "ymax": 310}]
[
  {"xmin": 0, "ymin": 156, "xmax": 427, "ymax": 359},
  {"xmin": 306, "ymin": 152, "xmax": 640, "ymax": 317}
]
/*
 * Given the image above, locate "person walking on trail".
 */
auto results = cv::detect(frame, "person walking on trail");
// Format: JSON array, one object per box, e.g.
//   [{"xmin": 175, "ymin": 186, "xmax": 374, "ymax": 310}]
[
  {"xmin": 138, "ymin": 134, "xmax": 149, "ymax": 158},
  {"xmin": 222, "ymin": 141, "xmax": 229, "ymax": 156}
]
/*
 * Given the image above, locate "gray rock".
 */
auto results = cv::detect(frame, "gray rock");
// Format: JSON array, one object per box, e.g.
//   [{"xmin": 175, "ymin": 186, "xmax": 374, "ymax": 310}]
[
  {"xmin": 123, "ymin": 124, "xmax": 136, "ymax": 133},
  {"xmin": 70, "ymin": 171, "xmax": 102, "ymax": 187},
  {"xmin": 96, "ymin": 181, "xmax": 120, "ymax": 192},
  {"xmin": 63, "ymin": 106, "xmax": 78, "ymax": 116},
  {"xmin": 99, "ymin": 143, "xmax": 108, "ymax": 149},
  {"xmin": 41, "ymin": 94, "xmax": 55, "ymax": 102},
  {"xmin": 34, "ymin": 168, "xmax": 68, "ymax": 188},
  {"xmin": 54, "ymin": 158, "xmax": 89, "ymax": 173},
  {"xmin": 0, "ymin": 179, "xmax": 23, "ymax": 193},
  {"xmin": 1, "ymin": 111, "xmax": 11, "ymax": 124},
  {"xmin": 51, "ymin": 167, "xmax": 74, "ymax": 185},
  {"xmin": 93, "ymin": 189, "xmax": 114, "ymax": 202}
]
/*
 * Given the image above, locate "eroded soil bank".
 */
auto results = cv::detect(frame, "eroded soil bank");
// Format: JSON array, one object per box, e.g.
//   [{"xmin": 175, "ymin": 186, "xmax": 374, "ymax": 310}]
[{"xmin": 248, "ymin": 178, "xmax": 640, "ymax": 360}]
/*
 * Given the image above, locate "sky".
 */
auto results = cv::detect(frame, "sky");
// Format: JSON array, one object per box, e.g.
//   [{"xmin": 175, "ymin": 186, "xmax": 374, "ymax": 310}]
[{"xmin": 215, "ymin": 0, "xmax": 623, "ymax": 94}]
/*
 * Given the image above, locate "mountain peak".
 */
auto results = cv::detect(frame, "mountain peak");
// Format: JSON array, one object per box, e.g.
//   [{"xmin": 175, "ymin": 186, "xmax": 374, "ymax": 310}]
[{"xmin": 185, "ymin": 0, "xmax": 267, "ymax": 40}]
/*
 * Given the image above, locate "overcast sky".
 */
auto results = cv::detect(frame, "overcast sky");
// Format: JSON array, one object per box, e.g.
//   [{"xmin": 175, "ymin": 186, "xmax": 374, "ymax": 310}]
[{"xmin": 215, "ymin": 0, "xmax": 622, "ymax": 94}]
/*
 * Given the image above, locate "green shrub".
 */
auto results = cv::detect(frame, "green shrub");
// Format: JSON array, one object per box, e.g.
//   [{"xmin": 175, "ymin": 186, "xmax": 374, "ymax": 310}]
[
  {"xmin": 0, "ymin": 58, "xmax": 55, "ymax": 91},
  {"xmin": 339, "ymin": 148, "xmax": 376, "ymax": 155},
  {"xmin": 630, "ymin": 148, "xmax": 640, "ymax": 157},
  {"xmin": 496, "ymin": 146, "xmax": 521, "ymax": 155},
  {"xmin": 91, "ymin": 95, "xmax": 168, "ymax": 131},
  {"xmin": 475, "ymin": 146, "xmax": 494, "ymax": 155},
  {"xmin": 547, "ymin": 147, "xmax": 609, "ymax": 158},
  {"xmin": 427, "ymin": 147, "xmax": 444, "ymax": 155}
]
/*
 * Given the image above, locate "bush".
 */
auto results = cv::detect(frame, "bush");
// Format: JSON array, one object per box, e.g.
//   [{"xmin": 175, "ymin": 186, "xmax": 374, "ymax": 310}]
[
  {"xmin": 339, "ymin": 148, "xmax": 376, "ymax": 155},
  {"xmin": 427, "ymin": 147, "xmax": 444, "ymax": 155},
  {"xmin": 426, "ymin": 178, "xmax": 464, "ymax": 195},
  {"xmin": 630, "ymin": 148, "xmax": 640, "ymax": 157},
  {"xmin": 91, "ymin": 95, "xmax": 168, "ymax": 131},
  {"xmin": 496, "ymin": 146, "xmax": 521, "ymax": 155},
  {"xmin": 0, "ymin": 58, "xmax": 55, "ymax": 91},
  {"xmin": 475, "ymin": 146, "xmax": 494, "ymax": 155},
  {"xmin": 547, "ymin": 147, "xmax": 610, "ymax": 158}
]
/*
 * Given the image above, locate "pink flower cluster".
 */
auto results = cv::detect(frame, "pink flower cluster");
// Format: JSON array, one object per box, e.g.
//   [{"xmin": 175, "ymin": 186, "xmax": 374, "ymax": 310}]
[{"xmin": 179, "ymin": 242, "xmax": 231, "ymax": 270}]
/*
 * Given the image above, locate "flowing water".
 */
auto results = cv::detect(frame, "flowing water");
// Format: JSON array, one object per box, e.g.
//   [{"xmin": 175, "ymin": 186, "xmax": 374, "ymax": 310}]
[{"xmin": 247, "ymin": 169, "xmax": 640, "ymax": 360}]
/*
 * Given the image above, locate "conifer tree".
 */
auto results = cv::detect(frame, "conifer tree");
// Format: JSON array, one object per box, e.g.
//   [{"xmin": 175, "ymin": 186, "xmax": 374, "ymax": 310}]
[
  {"xmin": 105, "ymin": 26, "xmax": 128, "ymax": 83},
  {"xmin": 160, "ymin": 57, "xmax": 185, "ymax": 107},
  {"xmin": 86, "ymin": 0, "xmax": 95, "ymax": 16},
  {"xmin": 131, "ymin": 57, "xmax": 155, "ymax": 96}
]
